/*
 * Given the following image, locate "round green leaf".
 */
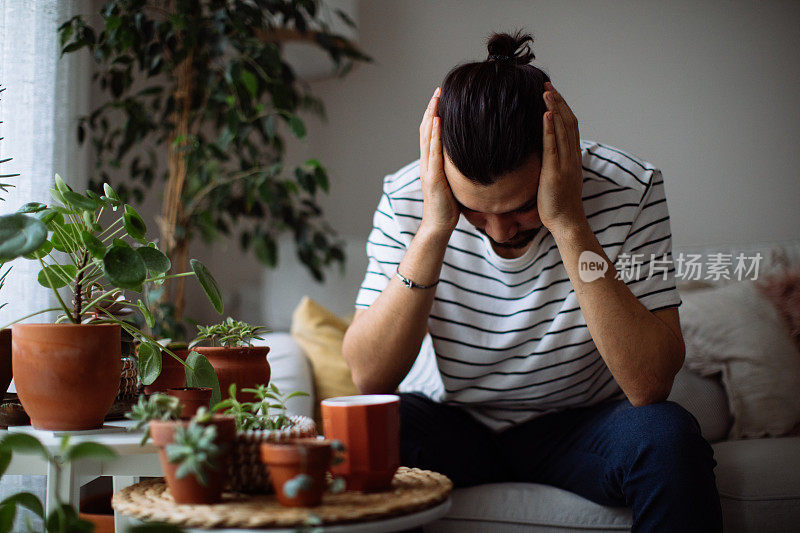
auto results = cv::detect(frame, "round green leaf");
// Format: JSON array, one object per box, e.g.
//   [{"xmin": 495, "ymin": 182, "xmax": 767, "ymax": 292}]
[
  {"xmin": 136, "ymin": 246, "xmax": 171, "ymax": 275},
  {"xmin": 22, "ymin": 239, "xmax": 52, "ymax": 260},
  {"xmin": 102, "ymin": 243, "xmax": 146, "ymax": 291},
  {"xmin": 61, "ymin": 190, "xmax": 99, "ymax": 212},
  {"xmin": 17, "ymin": 202, "xmax": 46, "ymax": 214},
  {"xmin": 0, "ymin": 433, "xmax": 50, "ymax": 461},
  {"xmin": 79, "ymin": 230, "xmax": 105, "ymax": 259},
  {"xmin": 185, "ymin": 350, "xmax": 221, "ymax": 406},
  {"xmin": 1, "ymin": 492, "xmax": 44, "ymax": 519},
  {"xmin": 0, "ymin": 214, "xmax": 48, "ymax": 261},
  {"xmin": 63, "ymin": 442, "xmax": 117, "ymax": 463},
  {"xmin": 37, "ymin": 264, "xmax": 77, "ymax": 289},
  {"xmin": 190, "ymin": 259, "xmax": 223, "ymax": 314},
  {"xmin": 122, "ymin": 204, "xmax": 147, "ymax": 243},
  {"xmin": 50, "ymin": 223, "xmax": 81, "ymax": 253},
  {"xmin": 138, "ymin": 342, "xmax": 162, "ymax": 386}
]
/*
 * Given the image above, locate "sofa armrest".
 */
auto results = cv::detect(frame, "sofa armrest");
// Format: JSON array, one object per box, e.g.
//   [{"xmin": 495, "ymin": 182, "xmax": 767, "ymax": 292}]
[{"xmin": 252, "ymin": 332, "xmax": 315, "ymax": 419}]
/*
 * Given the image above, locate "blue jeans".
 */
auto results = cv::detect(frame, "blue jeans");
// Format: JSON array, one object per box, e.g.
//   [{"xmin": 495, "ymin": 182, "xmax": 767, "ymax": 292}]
[{"xmin": 399, "ymin": 393, "xmax": 723, "ymax": 532}]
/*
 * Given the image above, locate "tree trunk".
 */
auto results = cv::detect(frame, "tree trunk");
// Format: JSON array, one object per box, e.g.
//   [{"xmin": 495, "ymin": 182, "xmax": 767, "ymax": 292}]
[{"xmin": 159, "ymin": 48, "xmax": 194, "ymax": 320}]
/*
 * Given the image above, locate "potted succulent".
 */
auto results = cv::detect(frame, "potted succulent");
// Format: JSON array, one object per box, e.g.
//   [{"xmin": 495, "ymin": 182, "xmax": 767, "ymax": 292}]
[
  {"xmin": 0, "ymin": 176, "xmax": 224, "ymax": 430},
  {"xmin": 126, "ymin": 395, "xmax": 235, "ymax": 504},
  {"xmin": 260, "ymin": 438, "xmax": 346, "ymax": 507},
  {"xmin": 213, "ymin": 383, "xmax": 315, "ymax": 493},
  {"xmin": 190, "ymin": 318, "xmax": 271, "ymax": 403}
]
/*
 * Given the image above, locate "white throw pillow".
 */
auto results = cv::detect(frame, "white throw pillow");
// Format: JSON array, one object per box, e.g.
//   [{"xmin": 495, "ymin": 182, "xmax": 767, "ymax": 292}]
[{"xmin": 680, "ymin": 281, "xmax": 800, "ymax": 439}]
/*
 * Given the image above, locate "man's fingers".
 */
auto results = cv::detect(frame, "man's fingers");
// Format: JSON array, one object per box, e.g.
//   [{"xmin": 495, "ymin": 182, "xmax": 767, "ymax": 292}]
[
  {"xmin": 545, "ymin": 82, "xmax": 579, "ymax": 154},
  {"xmin": 419, "ymin": 88, "xmax": 441, "ymax": 174},
  {"xmin": 428, "ymin": 116, "xmax": 444, "ymax": 174},
  {"xmin": 552, "ymin": 111, "xmax": 572, "ymax": 172},
  {"xmin": 541, "ymin": 111, "xmax": 558, "ymax": 173}
]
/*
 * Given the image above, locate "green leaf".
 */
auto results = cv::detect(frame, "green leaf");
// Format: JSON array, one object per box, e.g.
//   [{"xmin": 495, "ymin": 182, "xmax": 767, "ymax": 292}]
[
  {"xmin": 54, "ymin": 174, "xmax": 71, "ymax": 194},
  {"xmin": 50, "ymin": 223, "xmax": 82, "ymax": 253},
  {"xmin": 102, "ymin": 183, "xmax": 121, "ymax": 207},
  {"xmin": 37, "ymin": 264, "xmax": 77, "ymax": 289},
  {"xmin": 0, "ymin": 504, "xmax": 14, "ymax": 533},
  {"xmin": 82, "ymin": 210, "xmax": 102, "ymax": 232},
  {"xmin": 137, "ymin": 299, "xmax": 155, "ymax": 329},
  {"xmin": 0, "ymin": 214, "xmax": 48, "ymax": 261},
  {"xmin": 22, "ymin": 239, "xmax": 52, "ymax": 260},
  {"xmin": 49, "ymin": 188, "xmax": 66, "ymax": 206},
  {"xmin": 0, "ymin": 450, "xmax": 10, "ymax": 478},
  {"xmin": 136, "ymin": 246, "xmax": 171, "ymax": 275},
  {"xmin": 288, "ymin": 115, "xmax": 306, "ymax": 139},
  {"xmin": 63, "ymin": 442, "xmax": 117, "ymax": 463},
  {"xmin": 137, "ymin": 342, "xmax": 162, "ymax": 386},
  {"xmin": 79, "ymin": 230, "xmax": 105, "ymax": 259},
  {"xmin": 240, "ymin": 69, "xmax": 257, "ymax": 98},
  {"xmin": 0, "ymin": 492, "xmax": 42, "ymax": 521},
  {"xmin": 185, "ymin": 351, "xmax": 221, "ymax": 406},
  {"xmin": 190, "ymin": 259, "xmax": 223, "ymax": 314},
  {"xmin": 17, "ymin": 202, "xmax": 46, "ymax": 214},
  {"xmin": 61, "ymin": 190, "xmax": 99, "ymax": 212},
  {"xmin": 0, "ymin": 433, "xmax": 50, "ymax": 461},
  {"xmin": 37, "ymin": 209, "xmax": 60, "ymax": 226},
  {"xmin": 102, "ymin": 243, "xmax": 146, "ymax": 291},
  {"xmin": 122, "ymin": 204, "xmax": 147, "ymax": 243}
]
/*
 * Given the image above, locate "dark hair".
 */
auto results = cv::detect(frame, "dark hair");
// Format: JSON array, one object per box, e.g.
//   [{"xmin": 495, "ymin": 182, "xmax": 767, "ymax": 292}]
[{"xmin": 440, "ymin": 30, "xmax": 550, "ymax": 185}]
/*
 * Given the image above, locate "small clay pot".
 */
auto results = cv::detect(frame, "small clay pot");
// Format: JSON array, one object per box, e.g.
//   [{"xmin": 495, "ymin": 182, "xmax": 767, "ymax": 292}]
[
  {"xmin": 260, "ymin": 439, "xmax": 332, "ymax": 507},
  {"xmin": 150, "ymin": 416, "xmax": 236, "ymax": 504},
  {"xmin": 143, "ymin": 347, "xmax": 189, "ymax": 394},
  {"xmin": 11, "ymin": 323, "xmax": 121, "ymax": 430},
  {"xmin": 167, "ymin": 387, "xmax": 212, "ymax": 418},
  {"xmin": 193, "ymin": 346, "xmax": 270, "ymax": 403},
  {"xmin": 0, "ymin": 329, "xmax": 12, "ymax": 402}
]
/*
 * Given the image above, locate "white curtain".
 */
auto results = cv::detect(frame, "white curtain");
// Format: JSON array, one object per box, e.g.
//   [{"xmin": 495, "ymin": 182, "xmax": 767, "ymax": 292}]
[
  {"xmin": 0, "ymin": 0, "xmax": 92, "ymax": 327},
  {"xmin": 0, "ymin": 1, "xmax": 93, "ymax": 529}
]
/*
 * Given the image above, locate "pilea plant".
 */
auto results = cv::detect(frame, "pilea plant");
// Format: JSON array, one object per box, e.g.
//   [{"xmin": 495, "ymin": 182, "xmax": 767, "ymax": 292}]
[
  {"xmin": 189, "ymin": 317, "xmax": 268, "ymax": 348},
  {"xmin": 0, "ymin": 176, "xmax": 224, "ymax": 398},
  {"xmin": 0, "ymin": 432, "xmax": 117, "ymax": 532},
  {"xmin": 213, "ymin": 383, "xmax": 309, "ymax": 431}
]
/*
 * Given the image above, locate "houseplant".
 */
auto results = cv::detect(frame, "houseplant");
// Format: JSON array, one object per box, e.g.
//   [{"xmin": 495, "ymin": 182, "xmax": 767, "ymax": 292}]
[
  {"xmin": 261, "ymin": 438, "xmax": 345, "ymax": 507},
  {"xmin": 0, "ymin": 176, "xmax": 224, "ymax": 429},
  {"xmin": 0, "ymin": 431, "xmax": 116, "ymax": 532},
  {"xmin": 190, "ymin": 318, "xmax": 271, "ymax": 403},
  {"xmin": 127, "ymin": 397, "xmax": 236, "ymax": 504},
  {"xmin": 213, "ymin": 383, "xmax": 315, "ymax": 493},
  {"xmin": 58, "ymin": 0, "xmax": 371, "ymax": 336}
]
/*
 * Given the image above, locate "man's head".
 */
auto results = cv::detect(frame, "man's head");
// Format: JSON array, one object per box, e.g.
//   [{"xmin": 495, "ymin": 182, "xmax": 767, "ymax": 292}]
[{"xmin": 439, "ymin": 30, "xmax": 550, "ymax": 250}]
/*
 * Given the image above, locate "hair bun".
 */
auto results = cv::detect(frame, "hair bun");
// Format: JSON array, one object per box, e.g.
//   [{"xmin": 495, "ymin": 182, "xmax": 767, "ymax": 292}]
[{"xmin": 486, "ymin": 30, "xmax": 535, "ymax": 65}]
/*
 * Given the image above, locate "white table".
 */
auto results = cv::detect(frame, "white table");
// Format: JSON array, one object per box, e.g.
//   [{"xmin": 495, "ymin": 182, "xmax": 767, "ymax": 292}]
[
  {"xmin": 126, "ymin": 498, "xmax": 452, "ymax": 532},
  {"xmin": 3, "ymin": 420, "xmax": 160, "ymax": 532}
]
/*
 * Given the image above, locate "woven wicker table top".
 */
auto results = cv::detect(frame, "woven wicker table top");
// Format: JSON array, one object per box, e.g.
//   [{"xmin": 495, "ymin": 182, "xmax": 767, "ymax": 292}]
[{"xmin": 112, "ymin": 467, "xmax": 453, "ymax": 529}]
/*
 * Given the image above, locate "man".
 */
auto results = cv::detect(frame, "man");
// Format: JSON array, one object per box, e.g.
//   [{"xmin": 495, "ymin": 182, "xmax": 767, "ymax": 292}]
[{"xmin": 342, "ymin": 32, "xmax": 722, "ymax": 532}]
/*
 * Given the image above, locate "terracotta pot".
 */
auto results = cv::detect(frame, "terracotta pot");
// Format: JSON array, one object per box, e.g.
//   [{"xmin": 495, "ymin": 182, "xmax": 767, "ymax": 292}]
[
  {"xmin": 260, "ymin": 439, "xmax": 332, "ymax": 507},
  {"xmin": 193, "ymin": 346, "xmax": 270, "ymax": 402},
  {"xmin": 143, "ymin": 347, "xmax": 189, "ymax": 394},
  {"xmin": 0, "ymin": 329, "xmax": 12, "ymax": 401},
  {"xmin": 150, "ymin": 416, "xmax": 236, "ymax": 504},
  {"xmin": 11, "ymin": 323, "xmax": 121, "ymax": 430},
  {"xmin": 167, "ymin": 387, "xmax": 212, "ymax": 418}
]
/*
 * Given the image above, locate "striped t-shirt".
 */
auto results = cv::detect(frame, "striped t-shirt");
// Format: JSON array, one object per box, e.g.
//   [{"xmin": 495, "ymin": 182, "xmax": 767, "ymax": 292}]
[{"xmin": 355, "ymin": 140, "xmax": 682, "ymax": 431}]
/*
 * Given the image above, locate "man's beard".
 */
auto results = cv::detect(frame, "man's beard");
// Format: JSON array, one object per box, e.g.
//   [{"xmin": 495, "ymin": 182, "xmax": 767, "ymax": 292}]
[{"xmin": 476, "ymin": 226, "xmax": 543, "ymax": 249}]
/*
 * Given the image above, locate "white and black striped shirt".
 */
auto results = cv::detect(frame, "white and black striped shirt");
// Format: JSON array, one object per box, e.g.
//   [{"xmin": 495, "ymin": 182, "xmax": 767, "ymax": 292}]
[{"xmin": 355, "ymin": 140, "xmax": 682, "ymax": 431}]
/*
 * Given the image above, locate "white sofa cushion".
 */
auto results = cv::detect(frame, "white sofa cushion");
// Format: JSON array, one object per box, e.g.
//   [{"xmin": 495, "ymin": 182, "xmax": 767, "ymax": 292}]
[{"xmin": 256, "ymin": 332, "xmax": 315, "ymax": 419}]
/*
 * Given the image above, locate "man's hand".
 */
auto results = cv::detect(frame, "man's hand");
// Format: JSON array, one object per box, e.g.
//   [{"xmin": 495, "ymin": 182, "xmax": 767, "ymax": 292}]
[
  {"xmin": 419, "ymin": 87, "xmax": 460, "ymax": 236},
  {"xmin": 537, "ymin": 82, "xmax": 587, "ymax": 233}
]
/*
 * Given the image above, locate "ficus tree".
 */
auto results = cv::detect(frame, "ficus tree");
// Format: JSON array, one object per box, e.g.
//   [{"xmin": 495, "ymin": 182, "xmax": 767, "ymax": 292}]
[{"xmin": 58, "ymin": 0, "xmax": 370, "ymax": 337}]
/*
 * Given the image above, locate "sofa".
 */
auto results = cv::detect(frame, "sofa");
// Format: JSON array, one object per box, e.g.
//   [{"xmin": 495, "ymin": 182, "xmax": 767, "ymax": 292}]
[{"xmin": 256, "ymin": 240, "xmax": 800, "ymax": 532}]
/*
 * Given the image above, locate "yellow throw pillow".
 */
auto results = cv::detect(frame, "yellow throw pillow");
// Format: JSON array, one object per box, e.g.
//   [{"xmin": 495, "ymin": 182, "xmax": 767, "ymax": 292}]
[{"xmin": 290, "ymin": 296, "xmax": 360, "ymax": 427}]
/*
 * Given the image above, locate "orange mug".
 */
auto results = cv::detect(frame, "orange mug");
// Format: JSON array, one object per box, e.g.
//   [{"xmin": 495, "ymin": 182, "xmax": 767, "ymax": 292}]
[{"xmin": 321, "ymin": 394, "xmax": 400, "ymax": 492}]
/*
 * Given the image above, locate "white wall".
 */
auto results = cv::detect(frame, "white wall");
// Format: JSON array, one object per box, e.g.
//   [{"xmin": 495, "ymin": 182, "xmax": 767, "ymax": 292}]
[{"xmin": 247, "ymin": 0, "xmax": 800, "ymax": 327}]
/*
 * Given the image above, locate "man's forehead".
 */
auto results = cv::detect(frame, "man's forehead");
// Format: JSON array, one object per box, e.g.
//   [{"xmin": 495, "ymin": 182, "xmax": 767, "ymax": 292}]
[{"xmin": 443, "ymin": 154, "xmax": 540, "ymax": 215}]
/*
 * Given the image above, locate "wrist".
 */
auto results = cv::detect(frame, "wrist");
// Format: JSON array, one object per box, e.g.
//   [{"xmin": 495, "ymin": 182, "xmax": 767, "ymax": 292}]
[
  {"xmin": 548, "ymin": 213, "xmax": 590, "ymax": 244},
  {"xmin": 417, "ymin": 220, "xmax": 456, "ymax": 245}
]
